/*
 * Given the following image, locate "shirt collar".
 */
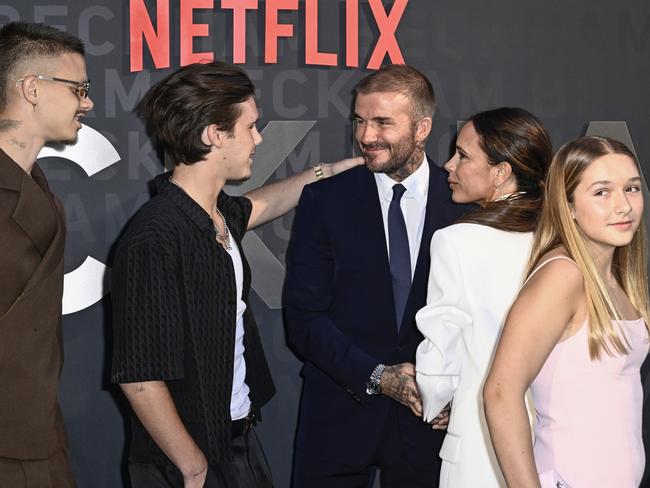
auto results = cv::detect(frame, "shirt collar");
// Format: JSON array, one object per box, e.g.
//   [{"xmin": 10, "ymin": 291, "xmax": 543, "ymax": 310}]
[
  {"xmin": 155, "ymin": 171, "xmax": 216, "ymax": 234},
  {"xmin": 374, "ymin": 153, "xmax": 430, "ymax": 203}
]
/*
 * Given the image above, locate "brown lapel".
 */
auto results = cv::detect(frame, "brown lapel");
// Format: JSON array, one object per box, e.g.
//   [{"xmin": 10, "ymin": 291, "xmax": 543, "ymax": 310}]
[{"xmin": 0, "ymin": 149, "xmax": 65, "ymax": 292}]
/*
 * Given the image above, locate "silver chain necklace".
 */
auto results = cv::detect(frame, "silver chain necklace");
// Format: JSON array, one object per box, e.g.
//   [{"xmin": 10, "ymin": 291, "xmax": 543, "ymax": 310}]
[{"xmin": 169, "ymin": 177, "xmax": 232, "ymax": 251}]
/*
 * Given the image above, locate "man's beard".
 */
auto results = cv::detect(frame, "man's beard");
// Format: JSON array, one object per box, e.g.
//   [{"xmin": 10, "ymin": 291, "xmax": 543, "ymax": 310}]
[
  {"xmin": 62, "ymin": 135, "xmax": 79, "ymax": 146},
  {"xmin": 361, "ymin": 133, "xmax": 420, "ymax": 176},
  {"xmin": 48, "ymin": 135, "xmax": 79, "ymax": 148}
]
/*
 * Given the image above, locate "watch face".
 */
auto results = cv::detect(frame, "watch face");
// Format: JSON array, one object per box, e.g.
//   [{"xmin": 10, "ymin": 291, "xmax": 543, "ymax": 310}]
[{"xmin": 366, "ymin": 381, "xmax": 380, "ymax": 395}]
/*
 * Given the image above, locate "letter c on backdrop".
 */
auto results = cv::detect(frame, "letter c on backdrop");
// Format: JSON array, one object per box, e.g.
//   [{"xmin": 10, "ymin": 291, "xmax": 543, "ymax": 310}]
[{"xmin": 37, "ymin": 123, "xmax": 121, "ymax": 315}]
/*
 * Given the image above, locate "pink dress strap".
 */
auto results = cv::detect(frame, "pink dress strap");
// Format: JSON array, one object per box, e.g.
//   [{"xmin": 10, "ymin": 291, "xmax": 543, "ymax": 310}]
[{"xmin": 524, "ymin": 255, "xmax": 577, "ymax": 286}]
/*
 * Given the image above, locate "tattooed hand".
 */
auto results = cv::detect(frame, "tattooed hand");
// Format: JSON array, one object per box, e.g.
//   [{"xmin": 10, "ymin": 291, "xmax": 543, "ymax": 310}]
[{"xmin": 380, "ymin": 362, "xmax": 423, "ymax": 417}]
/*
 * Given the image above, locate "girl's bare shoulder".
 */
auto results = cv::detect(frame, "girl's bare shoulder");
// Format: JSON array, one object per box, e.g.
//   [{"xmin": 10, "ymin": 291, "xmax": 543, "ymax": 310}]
[{"xmin": 526, "ymin": 247, "xmax": 584, "ymax": 296}]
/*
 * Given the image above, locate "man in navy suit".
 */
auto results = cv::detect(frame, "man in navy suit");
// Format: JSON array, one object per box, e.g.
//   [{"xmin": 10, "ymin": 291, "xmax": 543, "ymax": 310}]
[{"xmin": 284, "ymin": 65, "xmax": 467, "ymax": 487}]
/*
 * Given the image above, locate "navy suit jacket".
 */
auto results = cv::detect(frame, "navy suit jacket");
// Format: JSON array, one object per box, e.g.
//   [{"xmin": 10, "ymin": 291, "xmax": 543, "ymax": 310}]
[{"xmin": 284, "ymin": 160, "xmax": 468, "ymax": 468}]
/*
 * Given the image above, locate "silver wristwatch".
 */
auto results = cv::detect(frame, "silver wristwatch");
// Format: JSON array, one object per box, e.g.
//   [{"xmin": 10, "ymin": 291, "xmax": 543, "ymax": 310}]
[{"xmin": 366, "ymin": 363, "xmax": 386, "ymax": 395}]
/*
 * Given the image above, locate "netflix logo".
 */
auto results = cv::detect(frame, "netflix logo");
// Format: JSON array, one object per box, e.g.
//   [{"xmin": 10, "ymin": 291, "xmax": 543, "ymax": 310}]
[{"xmin": 129, "ymin": 0, "xmax": 409, "ymax": 72}]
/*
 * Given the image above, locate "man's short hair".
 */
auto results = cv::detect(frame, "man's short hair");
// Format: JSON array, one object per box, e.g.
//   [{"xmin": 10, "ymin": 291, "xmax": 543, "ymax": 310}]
[
  {"xmin": 137, "ymin": 62, "xmax": 255, "ymax": 166},
  {"xmin": 354, "ymin": 64, "xmax": 436, "ymax": 120},
  {"xmin": 0, "ymin": 22, "xmax": 85, "ymax": 113}
]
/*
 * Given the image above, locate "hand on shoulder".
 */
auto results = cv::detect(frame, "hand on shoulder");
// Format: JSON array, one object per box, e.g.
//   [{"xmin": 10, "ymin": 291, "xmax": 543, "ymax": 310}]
[{"xmin": 324, "ymin": 156, "xmax": 365, "ymax": 177}]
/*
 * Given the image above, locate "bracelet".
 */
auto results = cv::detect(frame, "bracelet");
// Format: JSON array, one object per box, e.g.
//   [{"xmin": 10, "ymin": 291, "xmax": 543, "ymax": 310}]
[{"xmin": 312, "ymin": 163, "xmax": 324, "ymax": 180}]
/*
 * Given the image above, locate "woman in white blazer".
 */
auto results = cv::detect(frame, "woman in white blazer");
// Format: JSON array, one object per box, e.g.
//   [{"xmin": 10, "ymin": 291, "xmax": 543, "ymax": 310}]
[{"xmin": 415, "ymin": 107, "xmax": 552, "ymax": 488}]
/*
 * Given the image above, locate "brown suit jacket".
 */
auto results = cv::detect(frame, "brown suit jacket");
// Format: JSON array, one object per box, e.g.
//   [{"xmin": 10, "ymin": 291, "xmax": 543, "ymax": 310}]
[{"xmin": 0, "ymin": 148, "xmax": 74, "ymax": 484}]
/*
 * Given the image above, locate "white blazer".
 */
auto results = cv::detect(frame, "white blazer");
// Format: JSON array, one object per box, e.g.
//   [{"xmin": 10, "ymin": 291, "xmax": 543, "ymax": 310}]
[{"xmin": 415, "ymin": 223, "xmax": 533, "ymax": 488}]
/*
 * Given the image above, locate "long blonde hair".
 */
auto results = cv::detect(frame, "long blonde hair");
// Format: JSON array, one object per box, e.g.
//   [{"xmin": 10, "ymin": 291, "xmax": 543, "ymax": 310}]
[{"xmin": 528, "ymin": 136, "xmax": 650, "ymax": 359}]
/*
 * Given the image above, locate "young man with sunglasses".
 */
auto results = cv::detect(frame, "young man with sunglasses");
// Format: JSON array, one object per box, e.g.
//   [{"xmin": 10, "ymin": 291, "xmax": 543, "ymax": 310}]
[{"xmin": 0, "ymin": 22, "xmax": 93, "ymax": 487}]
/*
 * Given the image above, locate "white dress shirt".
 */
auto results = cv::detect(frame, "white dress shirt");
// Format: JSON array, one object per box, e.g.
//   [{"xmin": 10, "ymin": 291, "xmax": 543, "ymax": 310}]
[{"xmin": 373, "ymin": 155, "xmax": 429, "ymax": 278}]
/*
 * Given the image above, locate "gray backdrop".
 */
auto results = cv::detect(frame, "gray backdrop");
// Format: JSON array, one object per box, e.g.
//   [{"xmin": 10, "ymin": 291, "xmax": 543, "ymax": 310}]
[{"xmin": 2, "ymin": 1, "xmax": 649, "ymax": 486}]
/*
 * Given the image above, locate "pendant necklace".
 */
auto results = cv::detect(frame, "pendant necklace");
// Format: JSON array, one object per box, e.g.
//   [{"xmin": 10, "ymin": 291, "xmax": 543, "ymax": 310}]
[
  {"xmin": 169, "ymin": 177, "xmax": 232, "ymax": 251},
  {"xmin": 212, "ymin": 206, "xmax": 232, "ymax": 251}
]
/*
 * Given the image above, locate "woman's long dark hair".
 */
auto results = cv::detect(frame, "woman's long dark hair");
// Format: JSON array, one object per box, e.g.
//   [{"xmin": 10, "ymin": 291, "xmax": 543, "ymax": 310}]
[{"xmin": 457, "ymin": 107, "xmax": 552, "ymax": 232}]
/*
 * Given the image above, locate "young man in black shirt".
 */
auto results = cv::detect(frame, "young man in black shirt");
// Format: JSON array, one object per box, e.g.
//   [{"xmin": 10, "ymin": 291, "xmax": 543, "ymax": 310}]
[{"xmin": 111, "ymin": 62, "xmax": 361, "ymax": 487}]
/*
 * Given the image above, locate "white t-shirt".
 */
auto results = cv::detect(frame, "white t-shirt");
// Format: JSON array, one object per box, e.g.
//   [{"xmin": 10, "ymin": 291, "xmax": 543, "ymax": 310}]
[{"xmin": 224, "ymin": 238, "xmax": 251, "ymax": 421}]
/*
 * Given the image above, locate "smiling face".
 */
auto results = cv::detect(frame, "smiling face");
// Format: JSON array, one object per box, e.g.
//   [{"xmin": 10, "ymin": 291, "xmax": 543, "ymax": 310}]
[
  {"xmin": 571, "ymin": 152, "xmax": 644, "ymax": 253},
  {"xmin": 353, "ymin": 91, "xmax": 429, "ymax": 180},
  {"xmin": 219, "ymin": 97, "xmax": 262, "ymax": 182},
  {"xmin": 444, "ymin": 121, "xmax": 499, "ymax": 205},
  {"xmin": 37, "ymin": 52, "xmax": 94, "ymax": 144}
]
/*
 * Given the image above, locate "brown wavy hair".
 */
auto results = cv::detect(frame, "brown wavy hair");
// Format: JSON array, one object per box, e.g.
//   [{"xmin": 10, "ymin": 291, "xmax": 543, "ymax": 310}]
[
  {"xmin": 457, "ymin": 107, "xmax": 552, "ymax": 232},
  {"xmin": 137, "ymin": 62, "xmax": 255, "ymax": 166}
]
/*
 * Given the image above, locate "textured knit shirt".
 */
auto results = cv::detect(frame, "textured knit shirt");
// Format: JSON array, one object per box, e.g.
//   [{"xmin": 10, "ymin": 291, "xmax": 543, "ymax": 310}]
[{"xmin": 111, "ymin": 172, "xmax": 275, "ymax": 469}]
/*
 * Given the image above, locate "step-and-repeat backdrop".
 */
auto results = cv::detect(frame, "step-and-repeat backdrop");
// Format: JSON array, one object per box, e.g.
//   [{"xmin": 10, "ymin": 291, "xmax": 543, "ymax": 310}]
[{"xmin": 3, "ymin": 1, "xmax": 649, "ymax": 486}]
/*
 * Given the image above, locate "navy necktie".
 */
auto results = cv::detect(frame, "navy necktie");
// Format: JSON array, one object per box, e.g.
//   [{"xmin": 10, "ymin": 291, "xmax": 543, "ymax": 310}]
[{"xmin": 388, "ymin": 183, "xmax": 411, "ymax": 329}]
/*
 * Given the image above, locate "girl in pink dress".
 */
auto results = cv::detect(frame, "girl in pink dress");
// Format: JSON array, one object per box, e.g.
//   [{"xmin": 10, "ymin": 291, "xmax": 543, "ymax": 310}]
[{"xmin": 484, "ymin": 136, "xmax": 650, "ymax": 487}]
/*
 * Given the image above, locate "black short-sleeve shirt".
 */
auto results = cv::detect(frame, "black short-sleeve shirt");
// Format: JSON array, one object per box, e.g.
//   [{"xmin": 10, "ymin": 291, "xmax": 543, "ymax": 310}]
[{"xmin": 111, "ymin": 172, "xmax": 275, "ymax": 467}]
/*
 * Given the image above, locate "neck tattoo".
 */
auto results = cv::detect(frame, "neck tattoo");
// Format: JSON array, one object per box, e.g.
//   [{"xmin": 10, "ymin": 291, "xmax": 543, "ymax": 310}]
[
  {"xmin": 168, "ymin": 177, "xmax": 232, "ymax": 251},
  {"xmin": 389, "ymin": 146, "xmax": 425, "ymax": 182},
  {"xmin": 10, "ymin": 137, "xmax": 26, "ymax": 149}
]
